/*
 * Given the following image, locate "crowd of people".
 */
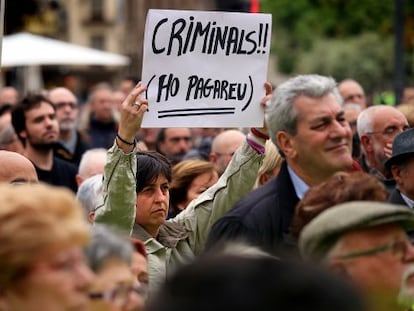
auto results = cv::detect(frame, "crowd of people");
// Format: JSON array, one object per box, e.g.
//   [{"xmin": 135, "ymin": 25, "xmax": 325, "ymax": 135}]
[{"xmin": 1, "ymin": 72, "xmax": 414, "ymax": 311}]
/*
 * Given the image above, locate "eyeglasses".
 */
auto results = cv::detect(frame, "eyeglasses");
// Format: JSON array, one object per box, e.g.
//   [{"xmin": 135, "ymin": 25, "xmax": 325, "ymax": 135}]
[
  {"xmin": 331, "ymin": 240, "xmax": 410, "ymax": 261},
  {"xmin": 54, "ymin": 101, "xmax": 78, "ymax": 110},
  {"xmin": 366, "ymin": 125, "xmax": 410, "ymax": 138},
  {"xmin": 89, "ymin": 283, "xmax": 148, "ymax": 306},
  {"xmin": 215, "ymin": 151, "xmax": 235, "ymax": 157},
  {"xmin": 344, "ymin": 94, "xmax": 365, "ymax": 102},
  {"xmin": 169, "ymin": 136, "xmax": 191, "ymax": 143},
  {"xmin": 10, "ymin": 178, "xmax": 39, "ymax": 185}
]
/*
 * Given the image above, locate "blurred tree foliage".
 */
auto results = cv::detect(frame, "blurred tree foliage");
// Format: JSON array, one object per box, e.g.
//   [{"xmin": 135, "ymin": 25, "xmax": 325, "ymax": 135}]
[{"xmin": 261, "ymin": 0, "xmax": 414, "ymax": 94}]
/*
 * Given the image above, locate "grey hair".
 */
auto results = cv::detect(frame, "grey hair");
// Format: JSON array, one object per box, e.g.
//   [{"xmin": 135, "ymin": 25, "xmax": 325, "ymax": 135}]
[
  {"xmin": 343, "ymin": 103, "xmax": 362, "ymax": 113},
  {"xmin": 356, "ymin": 106, "xmax": 380, "ymax": 138},
  {"xmin": 87, "ymin": 82, "xmax": 114, "ymax": 104},
  {"xmin": 266, "ymin": 74, "xmax": 342, "ymax": 149},
  {"xmin": 0, "ymin": 124, "xmax": 17, "ymax": 147},
  {"xmin": 84, "ymin": 224, "xmax": 133, "ymax": 272},
  {"xmin": 76, "ymin": 174, "xmax": 103, "ymax": 217},
  {"xmin": 77, "ymin": 148, "xmax": 107, "ymax": 178}
]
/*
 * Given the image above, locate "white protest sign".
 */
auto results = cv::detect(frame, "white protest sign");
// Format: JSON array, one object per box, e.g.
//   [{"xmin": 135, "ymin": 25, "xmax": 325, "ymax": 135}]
[{"xmin": 141, "ymin": 9, "xmax": 272, "ymax": 128}]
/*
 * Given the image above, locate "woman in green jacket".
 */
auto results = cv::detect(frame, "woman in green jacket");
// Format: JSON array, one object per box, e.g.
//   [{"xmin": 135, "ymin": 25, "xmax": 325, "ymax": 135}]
[{"xmin": 95, "ymin": 82, "xmax": 271, "ymax": 292}]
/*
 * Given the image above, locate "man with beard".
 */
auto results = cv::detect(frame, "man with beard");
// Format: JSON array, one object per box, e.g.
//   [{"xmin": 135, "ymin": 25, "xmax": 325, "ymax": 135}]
[
  {"xmin": 357, "ymin": 105, "xmax": 409, "ymax": 194},
  {"xmin": 48, "ymin": 87, "xmax": 89, "ymax": 165},
  {"xmin": 11, "ymin": 93, "xmax": 78, "ymax": 192},
  {"xmin": 79, "ymin": 83, "xmax": 118, "ymax": 149},
  {"xmin": 156, "ymin": 128, "xmax": 192, "ymax": 165}
]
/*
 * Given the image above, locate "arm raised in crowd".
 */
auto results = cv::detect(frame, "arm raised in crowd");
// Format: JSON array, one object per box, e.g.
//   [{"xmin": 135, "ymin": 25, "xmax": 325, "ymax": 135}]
[
  {"xmin": 94, "ymin": 81, "xmax": 272, "ymax": 291},
  {"xmin": 94, "ymin": 83, "xmax": 148, "ymax": 232}
]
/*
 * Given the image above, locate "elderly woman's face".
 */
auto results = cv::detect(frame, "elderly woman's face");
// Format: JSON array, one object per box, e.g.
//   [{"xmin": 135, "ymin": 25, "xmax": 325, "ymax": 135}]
[
  {"xmin": 89, "ymin": 258, "xmax": 145, "ymax": 311},
  {"xmin": 4, "ymin": 246, "xmax": 93, "ymax": 311}
]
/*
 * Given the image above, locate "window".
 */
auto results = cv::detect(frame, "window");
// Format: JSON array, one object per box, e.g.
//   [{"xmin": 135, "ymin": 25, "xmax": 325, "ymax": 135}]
[{"xmin": 91, "ymin": 35, "xmax": 105, "ymax": 50}]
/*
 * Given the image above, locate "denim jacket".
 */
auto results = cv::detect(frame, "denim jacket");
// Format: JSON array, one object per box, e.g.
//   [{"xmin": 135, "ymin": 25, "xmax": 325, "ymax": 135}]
[{"xmin": 95, "ymin": 139, "xmax": 264, "ymax": 291}]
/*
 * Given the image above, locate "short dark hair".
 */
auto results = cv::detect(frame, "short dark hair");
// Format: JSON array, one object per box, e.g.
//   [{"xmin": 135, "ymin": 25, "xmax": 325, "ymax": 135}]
[
  {"xmin": 136, "ymin": 151, "xmax": 172, "ymax": 194},
  {"xmin": 0, "ymin": 104, "xmax": 12, "ymax": 117},
  {"xmin": 156, "ymin": 128, "xmax": 166, "ymax": 144},
  {"xmin": 11, "ymin": 93, "xmax": 55, "ymax": 145}
]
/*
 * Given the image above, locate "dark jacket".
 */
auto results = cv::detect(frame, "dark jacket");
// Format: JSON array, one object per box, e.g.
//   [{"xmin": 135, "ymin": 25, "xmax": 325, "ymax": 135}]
[
  {"xmin": 35, "ymin": 157, "xmax": 78, "ymax": 193},
  {"xmin": 86, "ymin": 116, "xmax": 118, "ymax": 149},
  {"xmin": 206, "ymin": 161, "xmax": 299, "ymax": 257},
  {"xmin": 388, "ymin": 189, "xmax": 414, "ymax": 239},
  {"xmin": 54, "ymin": 131, "xmax": 90, "ymax": 166},
  {"xmin": 388, "ymin": 188, "xmax": 408, "ymax": 206}
]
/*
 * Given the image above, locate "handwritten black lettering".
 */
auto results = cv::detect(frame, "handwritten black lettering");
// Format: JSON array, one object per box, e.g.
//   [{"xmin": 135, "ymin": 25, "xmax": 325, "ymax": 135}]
[
  {"xmin": 152, "ymin": 18, "xmax": 168, "ymax": 54},
  {"xmin": 158, "ymin": 107, "xmax": 235, "ymax": 118},
  {"xmin": 186, "ymin": 75, "xmax": 247, "ymax": 101},
  {"xmin": 148, "ymin": 73, "xmax": 253, "ymax": 110},
  {"xmin": 168, "ymin": 18, "xmax": 187, "ymax": 56},
  {"xmin": 151, "ymin": 16, "xmax": 269, "ymax": 56},
  {"xmin": 189, "ymin": 21, "xmax": 210, "ymax": 54},
  {"xmin": 157, "ymin": 73, "xmax": 180, "ymax": 102}
]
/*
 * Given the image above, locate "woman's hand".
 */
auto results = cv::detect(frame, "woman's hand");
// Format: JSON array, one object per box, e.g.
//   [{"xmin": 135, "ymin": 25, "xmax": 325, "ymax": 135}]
[{"xmin": 116, "ymin": 83, "xmax": 149, "ymax": 152}]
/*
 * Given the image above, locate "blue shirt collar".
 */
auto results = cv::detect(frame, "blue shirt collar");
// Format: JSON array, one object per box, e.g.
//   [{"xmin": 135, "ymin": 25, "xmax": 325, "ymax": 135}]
[
  {"xmin": 287, "ymin": 165, "xmax": 309, "ymax": 200},
  {"xmin": 400, "ymin": 192, "xmax": 414, "ymax": 208}
]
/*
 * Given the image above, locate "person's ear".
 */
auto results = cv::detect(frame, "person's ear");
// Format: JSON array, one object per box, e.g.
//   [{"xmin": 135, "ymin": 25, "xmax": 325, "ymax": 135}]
[
  {"xmin": 391, "ymin": 165, "xmax": 404, "ymax": 184},
  {"xmin": 209, "ymin": 152, "xmax": 217, "ymax": 164},
  {"xmin": 360, "ymin": 134, "xmax": 372, "ymax": 152},
  {"xmin": 258, "ymin": 173, "xmax": 269, "ymax": 186},
  {"xmin": 75, "ymin": 174, "xmax": 83, "ymax": 187},
  {"xmin": 276, "ymin": 131, "xmax": 296, "ymax": 159},
  {"xmin": 19, "ymin": 130, "xmax": 27, "ymax": 140},
  {"xmin": 88, "ymin": 211, "xmax": 95, "ymax": 224}
]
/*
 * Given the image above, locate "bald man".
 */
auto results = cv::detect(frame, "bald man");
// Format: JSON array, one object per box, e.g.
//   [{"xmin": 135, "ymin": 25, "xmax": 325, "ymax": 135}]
[
  {"xmin": 357, "ymin": 105, "xmax": 409, "ymax": 193},
  {"xmin": 210, "ymin": 129, "xmax": 246, "ymax": 175},
  {"xmin": 0, "ymin": 150, "xmax": 38, "ymax": 183},
  {"xmin": 338, "ymin": 79, "xmax": 367, "ymax": 109},
  {"xmin": 76, "ymin": 148, "xmax": 107, "ymax": 186}
]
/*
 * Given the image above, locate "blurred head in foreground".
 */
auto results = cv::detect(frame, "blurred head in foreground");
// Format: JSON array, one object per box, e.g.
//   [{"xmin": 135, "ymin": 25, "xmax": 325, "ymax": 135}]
[{"xmin": 0, "ymin": 183, "xmax": 93, "ymax": 311}]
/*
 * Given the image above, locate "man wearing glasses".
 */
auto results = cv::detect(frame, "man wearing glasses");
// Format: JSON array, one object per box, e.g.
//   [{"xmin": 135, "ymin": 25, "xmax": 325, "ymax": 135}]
[
  {"xmin": 300, "ymin": 201, "xmax": 414, "ymax": 311},
  {"xmin": 48, "ymin": 87, "xmax": 89, "ymax": 165},
  {"xmin": 357, "ymin": 105, "xmax": 409, "ymax": 193}
]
